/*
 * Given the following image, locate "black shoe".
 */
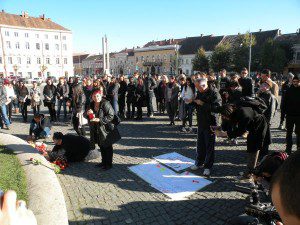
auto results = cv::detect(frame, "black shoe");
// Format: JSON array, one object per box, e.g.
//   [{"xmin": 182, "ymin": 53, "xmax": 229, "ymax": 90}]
[{"xmin": 102, "ymin": 165, "xmax": 112, "ymax": 171}]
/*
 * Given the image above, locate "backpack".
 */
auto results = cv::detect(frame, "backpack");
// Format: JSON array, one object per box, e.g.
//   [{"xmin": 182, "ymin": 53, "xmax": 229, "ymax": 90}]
[{"xmin": 237, "ymin": 96, "xmax": 268, "ymax": 114}]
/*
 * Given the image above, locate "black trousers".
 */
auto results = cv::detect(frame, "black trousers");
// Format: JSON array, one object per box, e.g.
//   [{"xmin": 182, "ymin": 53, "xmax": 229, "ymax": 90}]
[
  {"xmin": 47, "ymin": 103, "xmax": 56, "ymax": 122},
  {"xmin": 286, "ymin": 115, "xmax": 300, "ymax": 154},
  {"xmin": 72, "ymin": 115, "xmax": 86, "ymax": 137},
  {"xmin": 146, "ymin": 92, "xmax": 154, "ymax": 116},
  {"xmin": 100, "ymin": 145, "xmax": 113, "ymax": 168},
  {"xmin": 20, "ymin": 102, "xmax": 29, "ymax": 121},
  {"xmin": 126, "ymin": 102, "xmax": 135, "ymax": 118},
  {"xmin": 196, "ymin": 128, "xmax": 215, "ymax": 169},
  {"xmin": 118, "ymin": 95, "xmax": 126, "ymax": 118},
  {"xmin": 32, "ymin": 105, "xmax": 40, "ymax": 115}
]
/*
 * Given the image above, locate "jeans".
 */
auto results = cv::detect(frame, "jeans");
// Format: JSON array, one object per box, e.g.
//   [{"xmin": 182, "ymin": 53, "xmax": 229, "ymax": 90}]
[
  {"xmin": 112, "ymin": 98, "xmax": 119, "ymax": 115},
  {"xmin": 6, "ymin": 102, "xmax": 13, "ymax": 122},
  {"xmin": 30, "ymin": 124, "xmax": 51, "ymax": 138},
  {"xmin": 286, "ymin": 115, "xmax": 300, "ymax": 154},
  {"xmin": 146, "ymin": 92, "xmax": 154, "ymax": 116},
  {"xmin": 196, "ymin": 128, "xmax": 215, "ymax": 169},
  {"xmin": 0, "ymin": 104, "xmax": 10, "ymax": 127},
  {"xmin": 57, "ymin": 98, "xmax": 67, "ymax": 118},
  {"xmin": 183, "ymin": 103, "xmax": 194, "ymax": 127}
]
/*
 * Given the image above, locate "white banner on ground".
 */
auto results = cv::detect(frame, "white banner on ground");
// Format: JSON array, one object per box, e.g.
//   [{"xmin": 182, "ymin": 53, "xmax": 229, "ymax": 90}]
[
  {"xmin": 153, "ymin": 152, "xmax": 195, "ymax": 172},
  {"xmin": 129, "ymin": 160, "xmax": 212, "ymax": 200}
]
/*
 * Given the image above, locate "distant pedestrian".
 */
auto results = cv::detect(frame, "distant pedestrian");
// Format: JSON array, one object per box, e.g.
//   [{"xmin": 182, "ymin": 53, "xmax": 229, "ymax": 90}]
[
  {"xmin": 165, "ymin": 75, "xmax": 180, "ymax": 126},
  {"xmin": 17, "ymin": 80, "xmax": 30, "ymax": 122},
  {"xmin": 43, "ymin": 78, "xmax": 57, "ymax": 122},
  {"xmin": 30, "ymin": 81, "xmax": 41, "ymax": 115},
  {"xmin": 56, "ymin": 77, "xmax": 69, "ymax": 121},
  {"xmin": 238, "ymin": 68, "xmax": 254, "ymax": 97},
  {"xmin": 144, "ymin": 73, "xmax": 156, "ymax": 117}
]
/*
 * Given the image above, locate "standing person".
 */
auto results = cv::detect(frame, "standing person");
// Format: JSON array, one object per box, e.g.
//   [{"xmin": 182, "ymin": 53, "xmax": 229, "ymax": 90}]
[
  {"xmin": 191, "ymin": 78, "xmax": 222, "ymax": 176},
  {"xmin": 17, "ymin": 80, "xmax": 30, "ymax": 122},
  {"xmin": 118, "ymin": 75, "xmax": 127, "ymax": 119},
  {"xmin": 43, "ymin": 78, "xmax": 57, "ymax": 122},
  {"xmin": 153, "ymin": 74, "xmax": 160, "ymax": 113},
  {"xmin": 157, "ymin": 75, "xmax": 168, "ymax": 114},
  {"xmin": 56, "ymin": 77, "xmax": 69, "ymax": 121},
  {"xmin": 181, "ymin": 77, "xmax": 195, "ymax": 132},
  {"xmin": 283, "ymin": 74, "xmax": 300, "ymax": 154},
  {"xmin": 260, "ymin": 69, "xmax": 279, "ymax": 98},
  {"xmin": 178, "ymin": 76, "xmax": 186, "ymax": 121},
  {"xmin": 107, "ymin": 77, "xmax": 119, "ymax": 114},
  {"xmin": 3, "ymin": 79, "xmax": 16, "ymax": 123},
  {"xmin": 0, "ymin": 80, "xmax": 10, "ymax": 129},
  {"xmin": 83, "ymin": 78, "xmax": 93, "ymax": 111},
  {"xmin": 134, "ymin": 77, "xmax": 146, "ymax": 120},
  {"xmin": 88, "ymin": 89, "xmax": 121, "ymax": 170},
  {"xmin": 30, "ymin": 81, "xmax": 41, "ymax": 115},
  {"xmin": 279, "ymin": 72, "xmax": 294, "ymax": 130},
  {"xmin": 238, "ymin": 67, "xmax": 254, "ymax": 97},
  {"xmin": 67, "ymin": 77, "xmax": 74, "ymax": 114},
  {"xmin": 72, "ymin": 83, "xmax": 87, "ymax": 136},
  {"xmin": 126, "ymin": 76, "xmax": 136, "ymax": 119},
  {"xmin": 11, "ymin": 79, "xmax": 19, "ymax": 113},
  {"xmin": 144, "ymin": 73, "xmax": 156, "ymax": 117},
  {"xmin": 165, "ymin": 75, "xmax": 180, "ymax": 126},
  {"xmin": 257, "ymin": 82, "xmax": 278, "ymax": 159},
  {"xmin": 219, "ymin": 69, "xmax": 230, "ymax": 103}
]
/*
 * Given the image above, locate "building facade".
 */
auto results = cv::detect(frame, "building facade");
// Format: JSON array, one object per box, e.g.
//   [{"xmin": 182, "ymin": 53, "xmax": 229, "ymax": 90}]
[
  {"xmin": 82, "ymin": 54, "xmax": 103, "ymax": 76},
  {"xmin": 110, "ymin": 49, "xmax": 134, "ymax": 76},
  {"xmin": 73, "ymin": 53, "xmax": 89, "ymax": 75},
  {"xmin": 0, "ymin": 11, "xmax": 73, "ymax": 79}
]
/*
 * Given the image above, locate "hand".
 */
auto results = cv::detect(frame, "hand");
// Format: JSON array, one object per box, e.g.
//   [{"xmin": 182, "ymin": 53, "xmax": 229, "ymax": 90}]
[
  {"xmin": 90, "ymin": 118, "xmax": 100, "ymax": 123},
  {"xmin": 0, "ymin": 190, "xmax": 37, "ymax": 225},
  {"xmin": 194, "ymin": 99, "xmax": 204, "ymax": 106},
  {"xmin": 87, "ymin": 109, "xmax": 93, "ymax": 115}
]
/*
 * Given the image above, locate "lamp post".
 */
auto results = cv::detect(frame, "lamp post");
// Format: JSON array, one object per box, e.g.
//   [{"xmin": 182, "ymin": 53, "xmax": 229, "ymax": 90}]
[{"xmin": 248, "ymin": 32, "xmax": 252, "ymax": 75}]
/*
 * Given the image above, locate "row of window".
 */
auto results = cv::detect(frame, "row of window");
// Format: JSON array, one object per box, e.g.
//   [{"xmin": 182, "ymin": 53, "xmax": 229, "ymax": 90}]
[
  {"xmin": 136, "ymin": 54, "xmax": 175, "ymax": 63},
  {"xmin": 5, "ymin": 41, "xmax": 67, "ymax": 51},
  {"xmin": 0, "ymin": 56, "xmax": 68, "ymax": 65},
  {"xmin": 4, "ymin": 31, "xmax": 67, "ymax": 40}
]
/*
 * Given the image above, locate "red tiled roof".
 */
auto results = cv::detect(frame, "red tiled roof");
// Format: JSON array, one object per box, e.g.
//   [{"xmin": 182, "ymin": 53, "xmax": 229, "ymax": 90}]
[
  {"xmin": 143, "ymin": 38, "xmax": 184, "ymax": 47},
  {"xmin": 0, "ymin": 11, "xmax": 70, "ymax": 31}
]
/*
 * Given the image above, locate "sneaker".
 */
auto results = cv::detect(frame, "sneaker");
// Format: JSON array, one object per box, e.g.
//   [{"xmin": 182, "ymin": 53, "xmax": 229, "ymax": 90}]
[
  {"xmin": 190, "ymin": 165, "xmax": 200, "ymax": 170},
  {"xmin": 149, "ymin": 114, "xmax": 154, "ymax": 118},
  {"xmin": 278, "ymin": 124, "xmax": 283, "ymax": 130},
  {"xmin": 203, "ymin": 169, "xmax": 210, "ymax": 176},
  {"xmin": 181, "ymin": 127, "xmax": 187, "ymax": 132}
]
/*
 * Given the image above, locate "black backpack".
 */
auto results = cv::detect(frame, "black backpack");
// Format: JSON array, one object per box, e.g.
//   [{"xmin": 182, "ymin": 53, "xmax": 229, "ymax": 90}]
[{"xmin": 237, "ymin": 96, "xmax": 268, "ymax": 114}]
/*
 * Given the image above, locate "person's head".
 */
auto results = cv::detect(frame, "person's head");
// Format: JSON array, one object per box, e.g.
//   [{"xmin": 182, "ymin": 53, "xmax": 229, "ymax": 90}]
[
  {"xmin": 259, "ymin": 82, "xmax": 271, "ymax": 93},
  {"xmin": 59, "ymin": 77, "xmax": 65, "ymax": 85},
  {"xmin": 86, "ymin": 78, "xmax": 92, "ymax": 86},
  {"xmin": 19, "ymin": 80, "xmax": 24, "ymax": 87},
  {"xmin": 169, "ymin": 75, "xmax": 175, "ymax": 83},
  {"xmin": 33, "ymin": 114, "xmax": 42, "ymax": 123},
  {"xmin": 292, "ymin": 74, "xmax": 300, "ymax": 87},
  {"xmin": 93, "ymin": 79, "xmax": 98, "ymax": 87},
  {"xmin": 186, "ymin": 77, "xmax": 192, "ymax": 86},
  {"xmin": 228, "ymin": 80, "xmax": 240, "ymax": 91},
  {"xmin": 119, "ymin": 75, "xmax": 124, "ymax": 81},
  {"xmin": 261, "ymin": 69, "xmax": 271, "ymax": 82},
  {"xmin": 32, "ymin": 81, "xmax": 37, "ymax": 88},
  {"xmin": 161, "ymin": 75, "xmax": 169, "ymax": 83},
  {"xmin": 46, "ymin": 78, "xmax": 52, "ymax": 85},
  {"xmin": 128, "ymin": 76, "xmax": 134, "ymax": 83},
  {"xmin": 3, "ymin": 79, "xmax": 10, "ymax": 86},
  {"xmin": 68, "ymin": 77, "xmax": 74, "ymax": 83},
  {"xmin": 287, "ymin": 72, "xmax": 294, "ymax": 83},
  {"xmin": 137, "ymin": 76, "xmax": 143, "ymax": 85},
  {"xmin": 196, "ymin": 78, "xmax": 208, "ymax": 93},
  {"xmin": 240, "ymin": 68, "xmax": 248, "ymax": 78},
  {"xmin": 53, "ymin": 132, "xmax": 63, "ymax": 145},
  {"xmin": 92, "ymin": 88, "xmax": 103, "ymax": 103},
  {"xmin": 271, "ymin": 151, "xmax": 300, "ymax": 225},
  {"xmin": 220, "ymin": 69, "xmax": 226, "ymax": 78},
  {"xmin": 230, "ymin": 73, "xmax": 240, "ymax": 82}
]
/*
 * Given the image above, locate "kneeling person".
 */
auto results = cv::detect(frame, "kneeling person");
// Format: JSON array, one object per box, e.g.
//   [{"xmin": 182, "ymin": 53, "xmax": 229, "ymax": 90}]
[{"xmin": 29, "ymin": 114, "xmax": 51, "ymax": 140}]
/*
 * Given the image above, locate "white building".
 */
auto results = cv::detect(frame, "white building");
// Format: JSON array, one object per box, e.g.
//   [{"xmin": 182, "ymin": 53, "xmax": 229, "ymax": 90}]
[
  {"xmin": 110, "ymin": 48, "xmax": 135, "ymax": 76},
  {"xmin": 0, "ymin": 11, "xmax": 73, "ymax": 79}
]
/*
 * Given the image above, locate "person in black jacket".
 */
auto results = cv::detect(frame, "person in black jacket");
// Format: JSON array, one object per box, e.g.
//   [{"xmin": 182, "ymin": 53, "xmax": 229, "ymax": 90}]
[
  {"xmin": 67, "ymin": 77, "xmax": 75, "ymax": 114},
  {"xmin": 17, "ymin": 80, "xmax": 30, "ymax": 122},
  {"xmin": 126, "ymin": 76, "xmax": 136, "ymax": 119},
  {"xmin": 220, "ymin": 105, "xmax": 268, "ymax": 178},
  {"xmin": 43, "ymin": 78, "xmax": 57, "ymax": 122},
  {"xmin": 190, "ymin": 78, "xmax": 222, "ymax": 176},
  {"xmin": 279, "ymin": 73, "xmax": 294, "ymax": 129},
  {"xmin": 83, "ymin": 78, "xmax": 93, "ymax": 111},
  {"xmin": 238, "ymin": 67, "xmax": 254, "ymax": 97},
  {"xmin": 118, "ymin": 75, "xmax": 127, "ymax": 119},
  {"xmin": 227, "ymin": 80, "xmax": 243, "ymax": 104},
  {"xmin": 143, "ymin": 73, "xmax": 156, "ymax": 117},
  {"xmin": 56, "ymin": 77, "xmax": 69, "ymax": 121},
  {"xmin": 88, "ymin": 88, "xmax": 121, "ymax": 170},
  {"xmin": 29, "ymin": 114, "xmax": 51, "ymax": 140},
  {"xmin": 134, "ymin": 77, "xmax": 146, "ymax": 120},
  {"xmin": 72, "ymin": 83, "xmax": 86, "ymax": 136},
  {"xmin": 283, "ymin": 74, "xmax": 300, "ymax": 154},
  {"xmin": 48, "ymin": 132, "xmax": 91, "ymax": 163}
]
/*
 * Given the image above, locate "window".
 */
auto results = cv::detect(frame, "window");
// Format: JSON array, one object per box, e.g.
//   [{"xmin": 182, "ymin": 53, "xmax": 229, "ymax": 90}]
[
  {"xmin": 186, "ymin": 69, "xmax": 189, "ymax": 75},
  {"xmin": 36, "ymin": 34, "xmax": 39, "ymax": 38},
  {"xmin": 28, "ymin": 72, "xmax": 32, "ymax": 78},
  {"xmin": 25, "ymin": 42, "xmax": 30, "ymax": 49},
  {"xmin": 36, "ymin": 43, "xmax": 40, "ymax": 50},
  {"xmin": 6, "ymin": 41, "xmax": 11, "ymax": 49},
  {"xmin": 45, "ymin": 43, "xmax": 49, "ymax": 50},
  {"xmin": 62, "ymin": 36, "xmax": 66, "ymax": 40},
  {"xmin": 25, "ymin": 33, "xmax": 29, "ymax": 38},
  {"xmin": 0, "ymin": 57, "xmax": 2, "ymax": 64},
  {"xmin": 54, "ymin": 35, "xmax": 58, "ymax": 40},
  {"xmin": 64, "ymin": 58, "xmax": 67, "ymax": 64},
  {"xmin": 56, "ymin": 58, "xmax": 60, "ymax": 64},
  {"xmin": 14, "ymin": 32, "xmax": 18, "ymax": 37},
  {"xmin": 5, "ymin": 31, "xmax": 9, "ymax": 36},
  {"xmin": 8, "ymin": 57, "xmax": 12, "ymax": 64},
  {"xmin": 63, "ymin": 44, "xmax": 67, "ymax": 50},
  {"xmin": 46, "ymin": 58, "xmax": 50, "ymax": 64},
  {"xmin": 55, "ymin": 44, "xmax": 59, "ymax": 50},
  {"xmin": 186, "ymin": 59, "xmax": 189, "ymax": 64},
  {"xmin": 27, "ymin": 57, "xmax": 31, "ymax": 64},
  {"xmin": 136, "ymin": 57, "xmax": 138, "ymax": 62},
  {"xmin": 17, "ymin": 57, "xmax": 21, "ymax": 64},
  {"xmin": 45, "ymin": 34, "xmax": 48, "ymax": 39},
  {"xmin": 37, "ymin": 57, "xmax": 41, "ymax": 64},
  {"xmin": 15, "ymin": 42, "xmax": 20, "ymax": 49},
  {"xmin": 47, "ymin": 72, "xmax": 50, "ymax": 77}
]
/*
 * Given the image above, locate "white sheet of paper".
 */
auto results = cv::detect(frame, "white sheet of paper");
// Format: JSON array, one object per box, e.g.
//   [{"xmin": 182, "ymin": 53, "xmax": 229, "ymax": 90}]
[
  {"xmin": 153, "ymin": 152, "xmax": 195, "ymax": 172},
  {"xmin": 129, "ymin": 160, "xmax": 212, "ymax": 200}
]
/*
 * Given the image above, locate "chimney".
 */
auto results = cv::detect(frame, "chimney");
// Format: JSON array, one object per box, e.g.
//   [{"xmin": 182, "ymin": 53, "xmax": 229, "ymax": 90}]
[
  {"xmin": 278, "ymin": 29, "xmax": 282, "ymax": 35},
  {"xmin": 24, "ymin": 11, "xmax": 29, "ymax": 18},
  {"xmin": 200, "ymin": 34, "xmax": 203, "ymax": 37},
  {"xmin": 259, "ymin": 29, "xmax": 262, "ymax": 32},
  {"xmin": 40, "ymin": 14, "xmax": 46, "ymax": 20}
]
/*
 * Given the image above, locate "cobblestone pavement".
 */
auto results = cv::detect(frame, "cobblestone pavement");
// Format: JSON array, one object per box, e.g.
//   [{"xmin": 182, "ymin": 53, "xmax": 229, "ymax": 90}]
[{"xmin": 2, "ymin": 96, "xmax": 295, "ymax": 225}]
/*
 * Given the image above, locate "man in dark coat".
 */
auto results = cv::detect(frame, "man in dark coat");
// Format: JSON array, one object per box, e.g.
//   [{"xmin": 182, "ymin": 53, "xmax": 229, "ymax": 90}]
[
  {"xmin": 282, "ymin": 74, "xmax": 300, "ymax": 154},
  {"xmin": 191, "ymin": 78, "xmax": 222, "ymax": 176},
  {"xmin": 118, "ymin": 75, "xmax": 127, "ymax": 119},
  {"xmin": 143, "ymin": 73, "xmax": 156, "ymax": 117},
  {"xmin": 238, "ymin": 67, "xmax": 254, "ymax": 97},
  {"xmin": 48, "ymin": 132, "xmax": 91, "ymax": 162},
  {"xmin": 126, "ymin": 76, "xmax": 136, "ymax": 119},
  {"xmin": 56, "ymin": 77, "xmax": 69, "ymax": 121}
]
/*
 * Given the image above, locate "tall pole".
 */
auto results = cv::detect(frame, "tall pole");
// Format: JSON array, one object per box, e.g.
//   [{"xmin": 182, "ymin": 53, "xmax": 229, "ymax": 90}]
[
  {"xmin": 106, "ymin": 35, "xmax": 110, "ymax": 74},
  {"xmin": 248, "ymin": 32, "xmax": 252, "ymax": 75},
  {"xmin": 102, "ymin": 37, "xmax": 106, "ymax": 74}
]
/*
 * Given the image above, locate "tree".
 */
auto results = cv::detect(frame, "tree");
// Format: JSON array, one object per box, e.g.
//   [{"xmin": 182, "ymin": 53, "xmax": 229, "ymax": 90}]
[
  {"xmin": 210, "ymin": 42, "xmax": 232, "ymax": 71},
  {"xmin": 260, "ymin": 38, "xmax": 293, "ymax": 73},
  {"xmin": 192, "ymin": 47, "xmax": 209, "ymax": 72},
  {"xmin": 231, "ymin": 32, "xmax": 256, "ymax": 72}
]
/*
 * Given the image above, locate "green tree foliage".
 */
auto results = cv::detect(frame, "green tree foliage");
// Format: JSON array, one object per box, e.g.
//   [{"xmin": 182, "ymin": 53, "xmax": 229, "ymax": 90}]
[
  {"xmin": 210, "ymin": 42, "xmax": 232, "ymax": 71},
  {"xmin": 192, "ymin": 47, "xmax": 209, "ymax": 72}
]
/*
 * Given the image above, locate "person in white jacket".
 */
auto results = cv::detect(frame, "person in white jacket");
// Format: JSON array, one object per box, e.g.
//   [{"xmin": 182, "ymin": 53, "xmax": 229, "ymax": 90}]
[
  {"xmin": 181, "ymin": 77, "xmax": 196, "ymax": 132},
  {"xmin": 4, "ymin": 79, "xmax": 17, "ymax": 123}
]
